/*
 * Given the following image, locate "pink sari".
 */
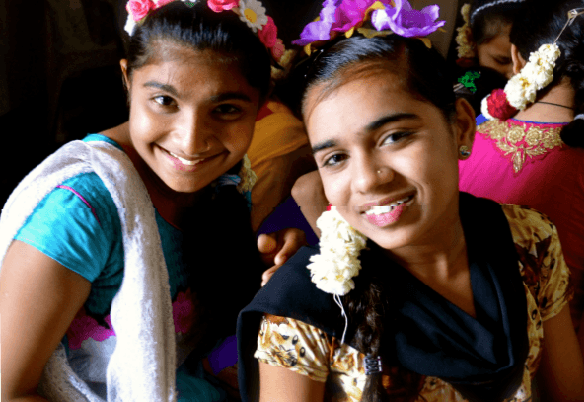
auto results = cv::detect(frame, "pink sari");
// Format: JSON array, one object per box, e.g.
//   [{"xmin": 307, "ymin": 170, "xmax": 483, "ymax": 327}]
[{"xmin": 459, "ymin": 118, "xmax": 584, "ymax": 329}]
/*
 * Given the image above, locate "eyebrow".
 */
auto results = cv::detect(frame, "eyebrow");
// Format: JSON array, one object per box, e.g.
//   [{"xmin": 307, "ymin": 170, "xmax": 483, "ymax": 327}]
[
  {"xmin": 311, "ymin": 113, "xmax": 420, "ymax": 155},
  {"xmin": 142, "ymin": 82, "xmax": 253, "ymax": 103},
  {"xmin": 209, "ymin": 92, "xmax": 253, "ymax": 103},
  {"xmin": 143, "ymin": 81, "xmax": 179, "ymax": 97}
]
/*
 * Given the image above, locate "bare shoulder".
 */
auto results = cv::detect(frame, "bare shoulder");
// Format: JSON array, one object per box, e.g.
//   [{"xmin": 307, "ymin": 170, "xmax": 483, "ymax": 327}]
[{"xmin": 1, "ymin": 240, "xmax": 91, "ymax": 400}]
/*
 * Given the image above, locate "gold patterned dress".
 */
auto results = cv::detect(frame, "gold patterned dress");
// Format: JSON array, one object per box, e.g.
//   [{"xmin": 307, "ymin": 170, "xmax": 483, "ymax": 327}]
[
  {"xmin": 254, "ymin": 205, "xmax": 572, "ymax": 402},
  {"xmin": 459, "ymin": 118, "xmax": 584, "ymax": 331}
]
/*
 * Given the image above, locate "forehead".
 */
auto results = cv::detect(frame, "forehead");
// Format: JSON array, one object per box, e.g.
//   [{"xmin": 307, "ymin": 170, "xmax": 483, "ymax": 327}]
[
  {"xmin": 132, "ymin": 44, "xmax": 255, "ymax": 95},
  {"xmin": 304, "ymin": 70, "xmax": 425, "ymax": 140}
]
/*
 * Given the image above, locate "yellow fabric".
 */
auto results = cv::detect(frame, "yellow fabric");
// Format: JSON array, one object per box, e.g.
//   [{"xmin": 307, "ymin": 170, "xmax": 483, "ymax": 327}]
[
  {"xmin": 255, "ymin": 204, "xmax": 573, "ymax": 402},
  {"xmin": 247, "ymin": 101, "xmax": 310, "ymax": 230}
]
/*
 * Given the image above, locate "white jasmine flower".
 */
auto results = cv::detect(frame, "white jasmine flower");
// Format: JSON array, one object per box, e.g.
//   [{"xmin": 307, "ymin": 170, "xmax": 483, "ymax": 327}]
[{"xmin": 307, "ymin": 208, "xmax": 367, "ymax": 296}]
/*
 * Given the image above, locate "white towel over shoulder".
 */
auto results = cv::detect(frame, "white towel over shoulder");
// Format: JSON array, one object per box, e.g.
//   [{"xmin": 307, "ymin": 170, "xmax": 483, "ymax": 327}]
[{"xmin": 0, "ymin": 140, "xmax": 177, "ymax": 402}]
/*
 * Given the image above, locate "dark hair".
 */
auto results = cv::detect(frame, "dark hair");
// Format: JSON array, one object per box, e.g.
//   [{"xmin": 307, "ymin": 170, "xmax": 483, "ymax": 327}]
[
  {"xmin": 124, "ymin": 1, "xmax": 272, "ymax": 101},
  {"xmin": 123, "ymin": 2, "xmax": 268, "ymax": 357},
  {"xmin": 469, "ymin": 1, "xmax": 524, "ymax": 45},
  {"xmin": 510, "ymin": 0, "xmax": 584, "ymax": 148},
  {"xmin": 299, "ymin": 35, "xmax": 456, "ymax": 124},
  {"xmin": 297, "ymin": 35, "xmax": 457, "ymax": 401}
]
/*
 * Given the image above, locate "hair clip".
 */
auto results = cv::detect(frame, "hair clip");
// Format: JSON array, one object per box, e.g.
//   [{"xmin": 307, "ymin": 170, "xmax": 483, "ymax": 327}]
[
  {"xmin": 554, "ymin": 8, "xmax": 584, "ymax": 43},
  {"xmin": 364, "ymin": 355, "xmax": 383, "ymax": 375}
]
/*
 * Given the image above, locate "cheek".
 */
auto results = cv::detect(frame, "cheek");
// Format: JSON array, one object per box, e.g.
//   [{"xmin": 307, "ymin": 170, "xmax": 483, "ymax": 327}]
[{"xmin": 221, "ymin": 120, "xmax": 256, "ymax": 155}]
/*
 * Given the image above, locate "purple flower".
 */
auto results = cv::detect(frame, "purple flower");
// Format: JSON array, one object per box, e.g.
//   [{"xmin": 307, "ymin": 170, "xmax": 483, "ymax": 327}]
[
  {"xmin": 371, "ymin": 0, "xmax": 445, "ymax": 38},
  {"xmin": 292, "ymin": 0, "xmax": 343, "ymax": 45}
]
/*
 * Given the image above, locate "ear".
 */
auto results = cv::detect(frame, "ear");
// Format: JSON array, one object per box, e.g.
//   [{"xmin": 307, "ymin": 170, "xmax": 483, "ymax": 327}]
[
  {"xmin": 120, "ymin": 59, "xmax": 130, "ymax": 92},
  {"xmin": 511, "ymin": 44, "xmax": 527, "ymax": 75},
  {"xmin": 453, "ymin": 98, "xmax": 476, "ymax": 153}
]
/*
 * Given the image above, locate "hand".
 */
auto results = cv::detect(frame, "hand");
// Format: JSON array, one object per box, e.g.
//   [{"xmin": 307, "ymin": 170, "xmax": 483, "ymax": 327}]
[{"xmin": 258, "ymin": 228, "xmax": 307, "ymax": 286}]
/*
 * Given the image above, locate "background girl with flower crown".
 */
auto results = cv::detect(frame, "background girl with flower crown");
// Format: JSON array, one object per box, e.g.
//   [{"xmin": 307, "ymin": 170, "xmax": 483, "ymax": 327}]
[
  {"xmin": 236, "ymin": 0, "xmax": 584, "ymax": 401},
  {"xmin": 0, "ymin": 1, "xmax": 301, "ymax": 401}
]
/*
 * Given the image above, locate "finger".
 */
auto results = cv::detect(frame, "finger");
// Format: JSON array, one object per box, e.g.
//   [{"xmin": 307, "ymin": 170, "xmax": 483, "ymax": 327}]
[
  {"xmin": 257, "ymin": 233, "xmax": 278, "ymax": 254},
  {"xmin": 261, "ymin": 266, "xmax": 278, "ymax": 287},
  {"xmin": 274, "ymin": 229, "xmax": 307, "ymax": 266}
]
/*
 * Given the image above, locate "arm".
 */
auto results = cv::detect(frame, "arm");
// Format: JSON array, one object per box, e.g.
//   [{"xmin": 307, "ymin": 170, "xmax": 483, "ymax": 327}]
[
  {"xmin": 536, "ymin": 305, "xmax": 584, "ymax": 401},
  {"xmin": 258, "ymin": 362, "xmax": 325, "ymax": 402},
  {"xmin": 291, "ymin": 170, "xmax": 328, "ymax": 238},
  {"xmin": 1, "ymin": 240, "xmax": 91, "ymax": 402}
]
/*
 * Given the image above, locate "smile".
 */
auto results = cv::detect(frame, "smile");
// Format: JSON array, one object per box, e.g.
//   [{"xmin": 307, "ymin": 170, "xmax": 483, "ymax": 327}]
[
  {"xmin": 361, "ymin": 195, "xmax": 414, "ymax": 227},
  {"xmin": 167, "ymin": 150, "xmax": 203, "ymax": 166},
  {"xmin": 160, "ymin": 146, "xmax": 220, "ymax": 172}
]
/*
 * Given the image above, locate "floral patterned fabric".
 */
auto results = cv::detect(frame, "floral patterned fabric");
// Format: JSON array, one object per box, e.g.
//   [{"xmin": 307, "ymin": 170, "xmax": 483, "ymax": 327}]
[
  {"xmin": 255, "ymin": 204, "xmax": 572, "ymax": 402},
  {"xmin": 459, "ymin": 118, "xmax": 584, "ymax": 331}
]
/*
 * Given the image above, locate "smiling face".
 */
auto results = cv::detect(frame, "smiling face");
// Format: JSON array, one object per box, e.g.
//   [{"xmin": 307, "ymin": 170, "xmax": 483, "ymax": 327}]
[
  {"xmin": 477, "ymin": 24, "xmax": 513, "ymax": 79},
  {"xmin": 123, "ymin": 43, "xmax": 261, "ymax": 195},
  {"xmin": 305, "ymin": 68, "xmax": 474, "ymax": 252}
]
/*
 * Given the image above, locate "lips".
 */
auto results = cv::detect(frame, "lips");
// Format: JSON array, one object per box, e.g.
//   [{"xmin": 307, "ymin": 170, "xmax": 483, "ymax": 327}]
[
  {"xmin": 159, "ymin": 145, "xmax": 219, "ymax": 172},
  {"xmin": 360, "ymin": 193, "xmax": 415, "ymax": 214}
]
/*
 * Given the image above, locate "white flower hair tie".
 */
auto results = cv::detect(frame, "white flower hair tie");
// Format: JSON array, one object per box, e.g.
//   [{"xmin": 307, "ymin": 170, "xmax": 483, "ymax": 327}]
[
  {"xmin": 307, "ymin": 207, "xmax": 367, "ymax": 344},
  {"xmin": 482, "ymin": 7, "xmax": 584, "ymax": 121}
]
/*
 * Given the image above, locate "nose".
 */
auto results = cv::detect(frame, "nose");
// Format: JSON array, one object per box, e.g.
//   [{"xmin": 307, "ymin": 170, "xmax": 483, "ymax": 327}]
[
  {"xmin": 351, "ymin": 153, "xmax": 395, "ymax": 194},
  {"xmin": 177, "ymin": 110, "xmax": 213, "ymax": 156}
]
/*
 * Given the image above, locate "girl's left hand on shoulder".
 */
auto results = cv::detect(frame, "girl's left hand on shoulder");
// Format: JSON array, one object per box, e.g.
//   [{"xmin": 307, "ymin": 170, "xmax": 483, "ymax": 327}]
[{"xmin": 258, "ymin": 228, "xmax": 307, "ymax": 286}]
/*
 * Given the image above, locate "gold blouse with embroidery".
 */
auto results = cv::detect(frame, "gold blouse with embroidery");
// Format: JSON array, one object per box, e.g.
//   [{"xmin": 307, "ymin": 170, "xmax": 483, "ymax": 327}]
[
  {"xmin": 478, "ymin": 120, "xmax": 563, "ymax": 173},
  {"xmin": 255, "ymin": 205, "xmax": 573, "ymax": 402}
]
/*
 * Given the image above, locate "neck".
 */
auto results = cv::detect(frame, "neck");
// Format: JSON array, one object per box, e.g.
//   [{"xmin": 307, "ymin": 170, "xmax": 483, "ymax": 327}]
[
  {"xmin": 514, "ymin": 78, "xmax": 575, "ymax": 122},
  {"xmin": 383, "ymin": 205, "xmax": 469, "ymax": 284}
]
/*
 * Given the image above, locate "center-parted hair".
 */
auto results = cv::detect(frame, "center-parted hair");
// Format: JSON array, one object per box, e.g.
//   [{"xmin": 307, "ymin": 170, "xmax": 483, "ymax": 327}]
[
  {"xmin": 299, "ymin": 35, "xmax": 457, "ymax": 125},
  {"xmin": 124, "ymin": 1, "xmax": 272, "ymax": 101}
]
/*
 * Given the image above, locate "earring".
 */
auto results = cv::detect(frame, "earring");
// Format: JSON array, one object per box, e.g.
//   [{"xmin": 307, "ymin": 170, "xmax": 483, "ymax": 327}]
[
  {"xmin": 459, "ymin": 145, "xmax": 471, "ymax": 158},
  {"xmin": 377, "ymin": 170, "xmax": 382, "ymax": 174}
]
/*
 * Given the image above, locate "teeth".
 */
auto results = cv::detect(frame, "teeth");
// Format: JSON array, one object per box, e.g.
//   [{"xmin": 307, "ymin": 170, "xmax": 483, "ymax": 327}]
[
  {"xmin": 365, "ymin": 197, "xmax": 410, "ymax": 215},
  {"xmin": 169, "ymin": 151, "xmax": 200, "ymax": 166}
]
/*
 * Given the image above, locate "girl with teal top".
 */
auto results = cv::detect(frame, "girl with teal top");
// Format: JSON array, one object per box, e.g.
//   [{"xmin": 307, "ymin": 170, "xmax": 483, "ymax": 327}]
[{"xmin": 0, "ymin": 1, "xmax": 302, "ymax": 401}]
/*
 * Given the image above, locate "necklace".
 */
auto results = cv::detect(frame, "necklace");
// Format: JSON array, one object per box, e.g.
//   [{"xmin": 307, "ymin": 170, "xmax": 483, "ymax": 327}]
[{"xmin": 534, "ymin": 101, "xmax": 575, "ymax": 110}]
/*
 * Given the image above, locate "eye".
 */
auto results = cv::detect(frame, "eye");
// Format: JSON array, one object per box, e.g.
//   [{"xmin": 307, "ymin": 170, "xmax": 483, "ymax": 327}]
[
  {"xmin": 382, "ymin": 131, "xmax": 413, "ymax": 145},
  {"xmin": 494, "ymin": 57, "xmax": 511, "ymax": 65},
  {"xmin": 214, "ymin": 104, "xmax": 242, "ymax": 116},
  {"xmin": 322, "ymin": 153, "xmax": 348, "ymax": 168},
  {"xmin": 153, "ymin": 95, "xmax": 176, "ymax": 107}
]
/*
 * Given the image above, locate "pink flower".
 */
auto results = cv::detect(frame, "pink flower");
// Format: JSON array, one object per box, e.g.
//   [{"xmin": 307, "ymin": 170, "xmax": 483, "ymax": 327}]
[
  {"xmin": 487, "ymin": 89, "xmax": 517, "ymax": 120},
  {"xmin": 207, "ymin": 0, "xmax": 239, "ymax": 12},
  {"xmin": 126, "ymin": 0, "xmax": 154, "ymax": 21},
  {"xmin": 271, "ymin": 39, "xmax": 285, "ymax": 60},
  {"xmin": 258, "ymin": 16, "xmax": 277, "ymax": 48},
  {"xmin": 331, "ymin": 0, "xmax": 379, "ymax": 32},
  {"xmin": 173, "ymin": 290, "xmax": 195, "ymax": 334}
]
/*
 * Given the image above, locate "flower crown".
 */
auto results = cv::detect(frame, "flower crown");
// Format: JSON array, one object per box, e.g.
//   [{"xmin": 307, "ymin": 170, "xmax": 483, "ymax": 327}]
[
  {"xmin": 481, "ymin": 8, "xmax": 584, "ymax": 121},
  {"xmin": 124, "ymin": 0, "xmax": 285, "ymax": 62},
  {"xmin": 292, "ymin": 0, "xmax": 446, "ymax": 55}
]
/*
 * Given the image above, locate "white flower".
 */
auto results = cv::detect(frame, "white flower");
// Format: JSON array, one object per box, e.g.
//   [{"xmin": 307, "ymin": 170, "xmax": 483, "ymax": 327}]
[
  {"xmin": 481, "ymin": 95, "xmax": 495, "ymax": 121},
  {"xmin": 503, "ymin": 43, "xmax": 560, "ymax": 111},
  {"xmin": 306, "ymin": 208, "xmax": 367, "ymax": 296},
  {"xmin": 237, "ymin": 0, "xmax": 268, "ymax": 32},
  {"xmin": 124, "ymin": 15, "xmax": 137, "ymax": 36}
]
